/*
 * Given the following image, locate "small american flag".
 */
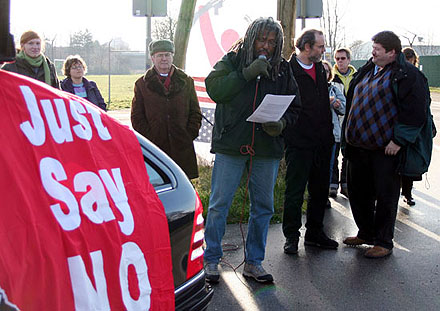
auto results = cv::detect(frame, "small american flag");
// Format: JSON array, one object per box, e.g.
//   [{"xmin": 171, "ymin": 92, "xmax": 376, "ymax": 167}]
[{"xmin": 194, "ymin": 77, "xmax": 215, "ymax": 144}]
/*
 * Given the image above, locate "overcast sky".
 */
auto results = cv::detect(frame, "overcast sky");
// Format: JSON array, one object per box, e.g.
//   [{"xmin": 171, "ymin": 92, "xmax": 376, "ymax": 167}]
[{"xmin": 9, "ymin": 0, "xmax": 438, "ymax": 51}]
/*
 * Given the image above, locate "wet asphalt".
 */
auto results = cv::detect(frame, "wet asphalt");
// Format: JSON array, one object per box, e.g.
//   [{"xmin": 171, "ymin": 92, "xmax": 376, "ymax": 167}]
[{"xmin": 206, "ymin": 97, "xmax": 440, "ymax": 311}]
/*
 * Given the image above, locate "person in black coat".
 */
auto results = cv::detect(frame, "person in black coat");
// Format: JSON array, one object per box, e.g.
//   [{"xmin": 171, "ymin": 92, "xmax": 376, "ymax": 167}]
[
  {"xmin": 61, "ymin": 55, "xmax": 106, "ymax": 111},
  {"xmin": 282, "ymin": 29, "xmax": 338, "ymax": 254}
]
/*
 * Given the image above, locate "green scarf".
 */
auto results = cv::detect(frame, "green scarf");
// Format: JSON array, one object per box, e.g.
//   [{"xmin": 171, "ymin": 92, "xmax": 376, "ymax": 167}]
[{"xmin": 17, "ymin": 50, "xmax": 51, "ymax": 85}]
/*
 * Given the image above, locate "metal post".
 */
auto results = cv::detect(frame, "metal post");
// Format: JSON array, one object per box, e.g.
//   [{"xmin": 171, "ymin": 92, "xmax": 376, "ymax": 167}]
[
  {"xmin": 301, "ymin": 0, "xmax": 306, "ymax": 29},
  {"xmin": 108, "ymin": 40, "xmax": 112, "ymax": 108},
  {"xmin": 145, "ymin": 0, "xmax": 152, "ymax": 69}
]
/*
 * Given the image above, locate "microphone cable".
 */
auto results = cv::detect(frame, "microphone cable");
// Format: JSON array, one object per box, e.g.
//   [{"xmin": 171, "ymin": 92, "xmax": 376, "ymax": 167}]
[{"xmin": 220, "ymin": 77, "xmax": 261, "ymax": 288}]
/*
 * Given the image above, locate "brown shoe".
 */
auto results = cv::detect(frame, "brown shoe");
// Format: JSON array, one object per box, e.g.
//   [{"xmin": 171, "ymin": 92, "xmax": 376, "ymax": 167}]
[
  {"xmin": 364, "ymin": 246, "xmax": 393, "ymax": 258},
  {"xmin": 343, "ymin": 236, "xmax": 374, "ymax": 246}
]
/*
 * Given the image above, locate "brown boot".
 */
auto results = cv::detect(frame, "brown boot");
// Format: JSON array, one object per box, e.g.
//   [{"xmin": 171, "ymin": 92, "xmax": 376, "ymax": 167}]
[
  {"xmin": 343, "ymin": 236, "xmax": 374, "ymax": 246},
  {"xmin": 364, "ymin": 246, "xmax": 393, "ymax": 258}
]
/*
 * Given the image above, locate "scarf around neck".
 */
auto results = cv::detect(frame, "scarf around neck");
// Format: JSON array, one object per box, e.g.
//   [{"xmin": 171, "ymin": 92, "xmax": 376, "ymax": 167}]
[{"xmin": 17, "ymin": 50, "xmax": 51, "ymax": 85}]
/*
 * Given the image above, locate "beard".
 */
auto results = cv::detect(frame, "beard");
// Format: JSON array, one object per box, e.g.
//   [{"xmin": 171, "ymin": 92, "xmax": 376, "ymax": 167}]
[{"xmin": 309, "ymin": 54, "xmax": 322, "ymax": 63}]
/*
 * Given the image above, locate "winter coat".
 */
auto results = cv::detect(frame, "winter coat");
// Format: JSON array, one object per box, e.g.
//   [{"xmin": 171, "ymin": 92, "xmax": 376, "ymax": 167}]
[
  {"xmin": 342, "ymin": 53, "xmax": 432, "ymax": 178},
  {"xmin": 285, "ymin": 55, "xmax": 334, "ymax": 149},
  {"xmin": 61, "ymin": 77, "xmax": 107, "ymax": 111},
  {"xmin": 1, "ymin": 56, "xmax": 60, "ymax": 89},
  {"xmin": 332, "ymin": 64, "xmax": 356, "ymax": 96},
  {"xmin": 205, "ymin": 51, "xmax": 301, "ymax": 159},
  {"xmin": 328, "ymin": 82, "xmax": 346, "ymax": 142},
  {"xmin": 131, "ymin": 65, "xmax": 202, "ymax": 179}
]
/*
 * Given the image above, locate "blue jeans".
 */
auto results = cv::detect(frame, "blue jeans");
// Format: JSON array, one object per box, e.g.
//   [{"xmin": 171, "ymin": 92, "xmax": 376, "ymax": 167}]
[{"xmin": 204, "ymin": 153, "xmax": 280, "ymax": 265}]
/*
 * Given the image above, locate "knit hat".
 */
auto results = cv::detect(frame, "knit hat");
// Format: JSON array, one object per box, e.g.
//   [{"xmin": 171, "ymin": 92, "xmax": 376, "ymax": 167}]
[
  {"xmin": 20, "ymin": 30, "xmax": 41, "ymax": 46},
  {"xmin": 149, "ymin": 39, "xmax": 175, "ymax": 56}
]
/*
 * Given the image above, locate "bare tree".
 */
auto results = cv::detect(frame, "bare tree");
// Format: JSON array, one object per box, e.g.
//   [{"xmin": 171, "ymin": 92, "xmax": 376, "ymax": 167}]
[
  {"xmin": 349, "ymin": 39, "xmax": 365, "ymax": 60},
  {"xmin": 321, "ymin": 0, "xmax": 344, "ymax": 57},
  {"xmin": 277, "ymin": 0, "xmax": 297, "ymax": 60},
  {"xmin": 153, "ymin": 16, "xmax": 177, "ymax": 41}
]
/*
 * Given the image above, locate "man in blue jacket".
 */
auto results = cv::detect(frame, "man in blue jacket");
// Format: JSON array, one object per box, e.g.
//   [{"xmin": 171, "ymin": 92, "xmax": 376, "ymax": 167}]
[
  {"xmin": 342, "ymin": 31, "xmax": 432, "ymax": 258},
  {"xmin": 203, "ymin": 17, "xmax": 301, "ymax": 283}
]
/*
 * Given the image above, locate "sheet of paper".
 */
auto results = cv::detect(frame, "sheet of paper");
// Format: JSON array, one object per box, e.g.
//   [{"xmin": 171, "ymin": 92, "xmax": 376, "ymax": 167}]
[{"xmin": 246, "ymin": 94, "xmax": 295, "ymax": 123}]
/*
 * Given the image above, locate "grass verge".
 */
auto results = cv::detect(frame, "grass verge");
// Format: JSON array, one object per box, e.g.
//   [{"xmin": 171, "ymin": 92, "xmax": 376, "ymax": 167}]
[{"xmin": 192, "ymin": 158, "xmax": 307, "ymax": 224}]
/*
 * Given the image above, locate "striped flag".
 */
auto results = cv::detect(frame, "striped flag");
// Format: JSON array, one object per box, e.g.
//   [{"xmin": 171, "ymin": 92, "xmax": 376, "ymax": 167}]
[{"xmin": 194, "ymin": 77, "xmax": 215, "ymax": 144}]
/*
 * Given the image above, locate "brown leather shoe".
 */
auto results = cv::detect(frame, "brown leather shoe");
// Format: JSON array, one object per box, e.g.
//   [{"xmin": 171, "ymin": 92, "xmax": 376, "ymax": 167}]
[
  {"xmin": 364, "ymin": 246, "xmax": 393, "ymax": 258},
  {"xmin": 343, "ymin": 236, "xmax": 374, "ymax": 246}
]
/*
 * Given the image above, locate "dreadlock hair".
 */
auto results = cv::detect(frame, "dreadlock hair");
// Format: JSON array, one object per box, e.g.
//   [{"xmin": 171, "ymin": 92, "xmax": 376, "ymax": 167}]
[{"xmin": 231, "ymin": 17, "xmax": 284, "ymax": 79}]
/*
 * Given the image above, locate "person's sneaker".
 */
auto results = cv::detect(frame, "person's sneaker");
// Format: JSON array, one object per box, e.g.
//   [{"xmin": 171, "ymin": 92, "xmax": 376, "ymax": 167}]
[
  {"xmin": 340, "ymin": 185, "xmax": 349, "ymax": 198},
  {"xmin": 204, "ymin": 263, "xmax": 220, "ymax": 283},
  {"xmin": 329, "ymin": 187, "xmax": 337, "ymax": 198},
  {"xmin": 404, "ymin": 196, "xmax": 416, "ymax": 206},
  {"xmin": 304, "ymin": 231, "xmax": 338, "ymax": 249},
  {"xmin": 284, "ymin": 237, "xmax": 299, "ymax": 254},
  {"xmin": 364, "ymin": 245, "xmax": 393, "ymax": 258},
  {"xmin": 243, "ymin": 263, "xmax": 274, "ymax": 283},
  {"xmin": 343, "ymin": 236, "xmax": 374, "ymax": 246}
]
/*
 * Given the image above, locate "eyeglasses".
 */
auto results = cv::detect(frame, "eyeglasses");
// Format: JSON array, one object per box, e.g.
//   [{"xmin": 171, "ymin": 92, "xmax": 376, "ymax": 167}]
[
  {"xmin": 154, "ymin": 52, "xmax": 173, "ymax": 59},
  {"xmin": 335, "ymin": 57, "xmax": 347, "ymax": 61},
  {"xmin": 256, "ymin": 37, "xmax": 277, "ymax": 48},
  {"xmin": 71, "ymin": 65, "xmax": 84, "ymax": 70}
]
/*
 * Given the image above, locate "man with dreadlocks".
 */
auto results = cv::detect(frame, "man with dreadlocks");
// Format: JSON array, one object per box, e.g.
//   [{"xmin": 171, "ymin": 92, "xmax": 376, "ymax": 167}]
[
  {"xmin": 203, "ymin": 17, "xmax": 301, "ymax": 283},
  {"xmin": 282, "ymin": 29, "xmax": 339, "ymax": 255}
]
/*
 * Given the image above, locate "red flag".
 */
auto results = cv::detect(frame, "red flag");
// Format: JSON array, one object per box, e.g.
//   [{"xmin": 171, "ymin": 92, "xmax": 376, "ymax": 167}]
[{"xmin": 0, "ymin": 71, "xmax": 174, "ymax": 310}]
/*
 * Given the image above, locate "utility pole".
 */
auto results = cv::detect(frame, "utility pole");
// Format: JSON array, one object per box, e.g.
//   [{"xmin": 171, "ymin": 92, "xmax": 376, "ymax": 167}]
[
  {"xmin": 146, "ymin": 0, "xmax": 152, "ymax": 69},
  {"xmin": 108, "ymin": 39, "xmax": 113, "ymax": 108},
  {"xmin": 133, "ymin": 0, "xmax": 167, "ymax": 69}
]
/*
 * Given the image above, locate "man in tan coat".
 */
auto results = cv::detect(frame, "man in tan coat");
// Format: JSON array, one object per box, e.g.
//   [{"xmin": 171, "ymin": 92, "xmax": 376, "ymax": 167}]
[{"xmin": 131, "ymin": 39, "xmax": 202, "ymax": 179}]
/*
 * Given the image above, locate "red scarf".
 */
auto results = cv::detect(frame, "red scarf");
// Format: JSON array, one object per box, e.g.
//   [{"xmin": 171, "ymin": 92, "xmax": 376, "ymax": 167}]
[{"xmin": 156, "ymin": 67, "xmax": 174, "ymax": 91}]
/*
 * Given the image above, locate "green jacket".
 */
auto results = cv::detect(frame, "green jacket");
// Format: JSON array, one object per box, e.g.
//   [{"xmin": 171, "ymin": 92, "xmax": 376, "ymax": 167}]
[{"xmin": 205, "ymin": 51, "xmax": 301, "ymax": 158}]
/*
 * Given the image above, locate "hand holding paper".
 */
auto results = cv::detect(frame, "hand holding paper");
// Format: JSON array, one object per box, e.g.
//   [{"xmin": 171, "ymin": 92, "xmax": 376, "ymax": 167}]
[{"xmin": 246, "ymin": 94, "xmax": 296, "ymax": 123}]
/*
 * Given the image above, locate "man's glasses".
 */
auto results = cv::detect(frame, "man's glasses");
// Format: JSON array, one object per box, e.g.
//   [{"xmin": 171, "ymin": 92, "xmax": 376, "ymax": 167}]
[
  {"xmin": 71, "ymin": 65, "xmax": 84, "ymax": 70},
  {"xmin": 335, "ymin": 57, "xmax": 347, "ymax": 61},
  {"xmin": 154, "ymin": 52, "xmax": 173, "ymax": 59},
  {"xmin": 256, "ymin": 38, "xmax": 277, "ymax": 48}
]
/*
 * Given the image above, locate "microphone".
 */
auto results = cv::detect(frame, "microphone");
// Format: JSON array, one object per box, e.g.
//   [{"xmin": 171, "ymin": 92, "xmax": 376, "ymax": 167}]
[{"xmin": 256, "ymin": 54, "xmax": 267, "ymax": 82}]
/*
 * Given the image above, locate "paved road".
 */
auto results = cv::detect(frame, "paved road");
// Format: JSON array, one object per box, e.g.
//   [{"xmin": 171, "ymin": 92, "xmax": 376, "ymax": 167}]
[
  {"xmin": 205, "ymin": 95, "xmax": 440, "ymax": 311},
  {"xmin": 108, "ymin": 94, "xmax": 440, "ymax": 311}
]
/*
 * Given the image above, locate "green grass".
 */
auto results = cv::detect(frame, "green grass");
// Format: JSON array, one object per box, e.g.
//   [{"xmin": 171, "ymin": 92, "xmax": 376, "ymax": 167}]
[
  {"xmin": 192, "ymin": 159, "xmax": 307, "ymax": 224},
  {"xmin": 72, "ymin": 74, "xmax": 142, "ymax": 110}
]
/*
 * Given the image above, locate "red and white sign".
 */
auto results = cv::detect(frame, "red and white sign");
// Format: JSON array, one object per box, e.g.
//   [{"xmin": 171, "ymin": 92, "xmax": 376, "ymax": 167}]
[{"xmin": 0, "ymin": 71, "xmax": 174, "ymax": 310}]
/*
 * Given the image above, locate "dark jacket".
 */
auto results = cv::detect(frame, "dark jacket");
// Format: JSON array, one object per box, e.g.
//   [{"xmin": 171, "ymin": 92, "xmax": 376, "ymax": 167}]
[
  {"xmin": 1, "ymin": 56, "xmax": 60, "ymax": 89},
  {"xmin": 342, "ymin": 53, "xmax": 432, "ymax": 177},
  {"xmin": 205, "ymin": 51, "xmax": 301, "ymax": 159},
  {"xmin": 285, "ymin": 55, "xmax": 334, "ymax": 149},
  {"xmin": 131, "ymin": 65, "xmax": 202, "ymax": 179},
  {"xmin": 61, "ymin": 77, "xmax": 107, "ymax": 111}
]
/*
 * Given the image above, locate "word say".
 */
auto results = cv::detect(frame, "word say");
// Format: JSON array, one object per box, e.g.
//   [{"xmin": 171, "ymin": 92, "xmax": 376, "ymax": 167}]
[{"xmin": 40, "ymin": 157, "xmax": 134, "ymax": 236}]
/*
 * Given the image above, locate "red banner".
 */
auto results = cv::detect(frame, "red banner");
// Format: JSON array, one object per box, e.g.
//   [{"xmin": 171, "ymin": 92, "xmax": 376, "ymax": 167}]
[{"xmin": 0, "ymin": 71, "xmax": 174, "ymax": 310}]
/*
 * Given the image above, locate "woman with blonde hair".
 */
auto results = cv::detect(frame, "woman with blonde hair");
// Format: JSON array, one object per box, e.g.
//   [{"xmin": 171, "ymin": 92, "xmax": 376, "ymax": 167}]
[{"xmin": 1, "ymin": 30, "xmax": 59, "ymax": 88}]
